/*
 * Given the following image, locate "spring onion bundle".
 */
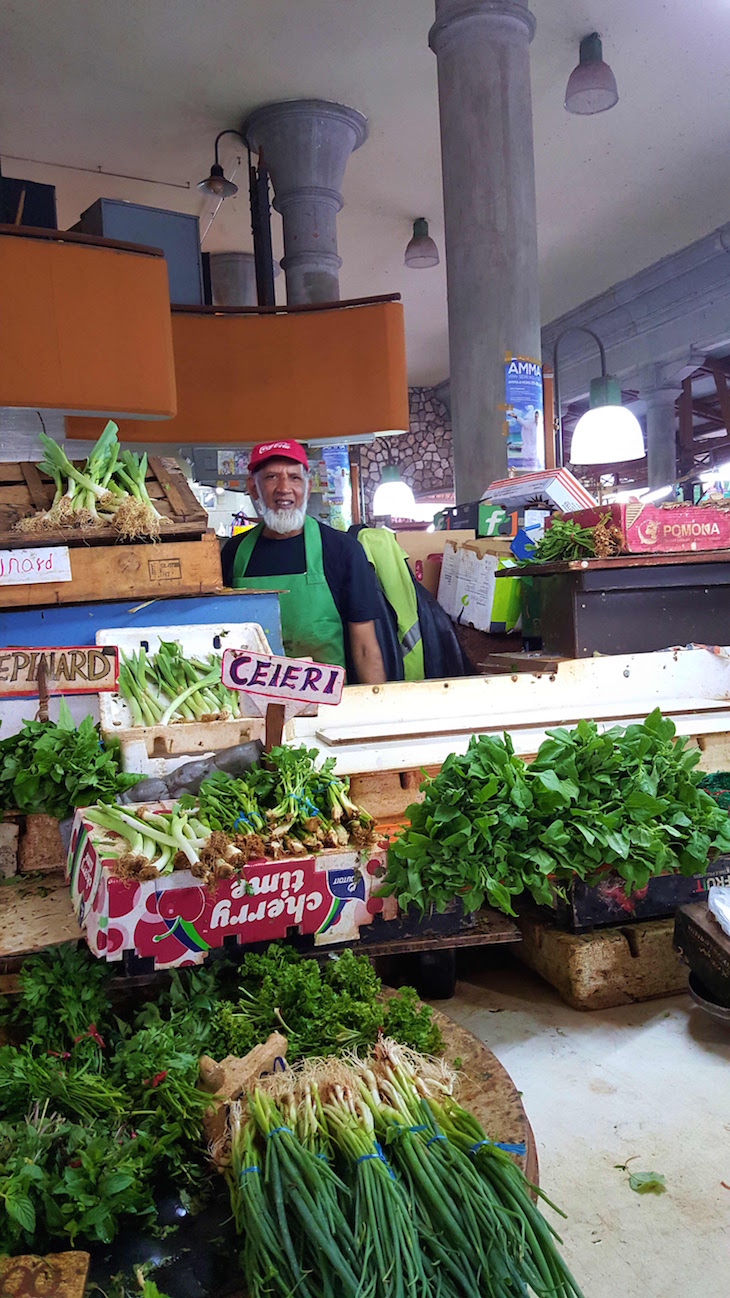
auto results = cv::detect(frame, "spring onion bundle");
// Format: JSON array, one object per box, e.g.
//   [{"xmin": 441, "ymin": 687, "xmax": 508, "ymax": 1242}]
[
  {"xmin": 118, "ymin": 641, "xmax": 243, "ymax": 727},
  {"xmin": 192, "ymin": 746, "xmax": 376, "ymax": 858},
  {"xmin": 15, "ymin": 421, "xmax": 164, "ymax": 539},
  {"xmin": 224, "ymin": 1043, "xmax": 584, "ymax": 1298},
  {"xmin": 82, "ymin": 802, "xmax": 244, "ymax": 882}
]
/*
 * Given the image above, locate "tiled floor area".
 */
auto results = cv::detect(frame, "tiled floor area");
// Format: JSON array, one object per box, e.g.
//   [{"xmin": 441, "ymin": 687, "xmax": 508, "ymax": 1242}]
[{"xmin": 435, "ymin": 954, "xmax": 730, "ymax": 1298}]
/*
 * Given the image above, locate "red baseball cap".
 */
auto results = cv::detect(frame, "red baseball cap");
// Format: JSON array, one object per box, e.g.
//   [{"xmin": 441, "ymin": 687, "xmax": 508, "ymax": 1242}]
[{"xmin": 248, "ymin": 440, "xmax": 309, "ymax": 473}]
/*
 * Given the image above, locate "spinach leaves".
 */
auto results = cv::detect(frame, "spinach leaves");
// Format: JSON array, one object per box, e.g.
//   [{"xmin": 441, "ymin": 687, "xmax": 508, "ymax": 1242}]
[
  {"xmin": 0, "ymin": 701, "xmax": 140, "ymax": 819},
  {"xmin": 383, "ymin": 710, "xmax": 730, "ymax": 917}
]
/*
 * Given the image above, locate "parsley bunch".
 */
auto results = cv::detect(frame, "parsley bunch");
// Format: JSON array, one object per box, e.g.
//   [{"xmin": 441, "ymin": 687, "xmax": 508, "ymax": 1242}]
[
  {"xmin": 209, "ymin": 945, "xmax": 443, "ymax": 1062},
  {"xmin": 0, "ymin": 700, "xmax": 140, "ymax": 819}
]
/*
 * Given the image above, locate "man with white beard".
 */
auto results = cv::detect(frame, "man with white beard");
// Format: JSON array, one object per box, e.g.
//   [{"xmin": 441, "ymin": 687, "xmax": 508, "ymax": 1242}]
[{"xmin": 221, "ymin": 440, "xmax": 386, "ymax": 683}]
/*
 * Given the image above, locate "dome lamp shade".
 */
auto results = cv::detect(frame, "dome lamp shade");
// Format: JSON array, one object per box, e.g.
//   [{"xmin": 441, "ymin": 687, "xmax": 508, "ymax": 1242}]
[{"xmin": 565, "ymin": 33, "xmax": 619, "ymax": 116}]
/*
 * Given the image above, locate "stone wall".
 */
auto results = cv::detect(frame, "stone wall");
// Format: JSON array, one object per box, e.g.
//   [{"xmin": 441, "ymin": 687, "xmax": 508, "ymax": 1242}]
[{"xmin": 359, "ymin": 386, "xmax": 454, "ymax": 520}]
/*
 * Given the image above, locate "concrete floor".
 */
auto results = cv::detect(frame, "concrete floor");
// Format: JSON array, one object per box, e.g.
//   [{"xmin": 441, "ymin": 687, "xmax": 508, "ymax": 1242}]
[{"xmin": 434, "ymin": 954, "xmax": 730, "ymax": 1298}]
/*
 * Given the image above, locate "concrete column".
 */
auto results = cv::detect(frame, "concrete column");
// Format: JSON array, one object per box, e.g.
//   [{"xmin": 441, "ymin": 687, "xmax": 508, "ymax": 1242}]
[
  {"xmin": 209, "ymin": 252, "xmax": 280, "ymax": 307},
  {"xmin": 242, "ymin": 100, "xmax": 367, "ymax": 305},
  {"xmin": 643, "ymin": 388, "xmax": 679, "ymax": 488},
  {"xmin": 430, "ymin": 0, "xmax": 541, "ymax": 497},
  {"xmin": 209, "ymin": 252, "xmax": 257, "ymax": 306}
]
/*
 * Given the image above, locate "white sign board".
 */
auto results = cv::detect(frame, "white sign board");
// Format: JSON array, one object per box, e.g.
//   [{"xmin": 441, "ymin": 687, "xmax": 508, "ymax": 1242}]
[
  {"xmin": 222, "ymin": 648, "xmax": 345, "ymax": 707},
  {"xmin": 0, "ymin": 546, "xmax": 72, "ymax": 586}
]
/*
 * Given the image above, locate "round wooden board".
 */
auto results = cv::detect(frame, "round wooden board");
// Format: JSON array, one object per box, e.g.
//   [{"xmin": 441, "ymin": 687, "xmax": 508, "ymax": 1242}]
[{"xmin": 430, "ymin": 1004, "xmax": 539, "ymax": 1185}]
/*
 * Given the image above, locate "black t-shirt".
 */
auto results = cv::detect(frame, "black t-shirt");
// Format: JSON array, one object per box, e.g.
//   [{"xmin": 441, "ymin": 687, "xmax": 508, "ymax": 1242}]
[{"xmin": 221, "ymin": 523, "xmax": 380, "ymax": 675}]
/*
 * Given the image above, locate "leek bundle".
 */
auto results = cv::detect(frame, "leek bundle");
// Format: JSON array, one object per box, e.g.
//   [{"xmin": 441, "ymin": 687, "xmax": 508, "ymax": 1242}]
[{"xmin": 15, "ymin": 421, "xmax": 164, "ymax": 539}]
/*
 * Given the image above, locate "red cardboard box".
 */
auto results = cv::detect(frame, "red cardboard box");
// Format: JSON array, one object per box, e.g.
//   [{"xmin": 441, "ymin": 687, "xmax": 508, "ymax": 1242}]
[
  {"xmin": 560, "ymin": 503, "xmax": 730, "ymax": 555},
  {"xmin": 66, "ymin": 806, "xmax": 395, "ymax": 968}
]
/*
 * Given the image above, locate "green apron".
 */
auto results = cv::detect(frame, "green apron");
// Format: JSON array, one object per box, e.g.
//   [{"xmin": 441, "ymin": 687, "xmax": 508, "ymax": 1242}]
[{"xmin": 230, "ymin": 517, "xmax": 346, "ymax": 669}]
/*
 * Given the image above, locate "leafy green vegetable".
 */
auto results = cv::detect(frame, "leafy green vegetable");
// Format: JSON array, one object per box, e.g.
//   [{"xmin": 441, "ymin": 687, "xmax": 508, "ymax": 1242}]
[
  {"xmin": 5, "ymin": 944, "xmax": 113, "ymax": 1053},
  {"xmin": 522, "ymin": 513, "xmax": 623, "ymax": 565},
  {"xmin": 0, "ymin": 701, "xmax": 140, "ymax": 819},
  {"xmin": 0, "ymin": 1107, "xmax": 158, "ymax": 1252},
  {"xmin": 383, "ymin": 710, "xmax": 730, "ymax": 917},
  {"xmin": 209, "ymin": 944, "xmax": 443, "ymax": 1062}
]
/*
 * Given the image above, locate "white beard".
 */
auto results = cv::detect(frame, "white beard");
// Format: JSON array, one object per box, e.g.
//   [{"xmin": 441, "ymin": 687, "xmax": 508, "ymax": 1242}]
[{"xmin": 258, "ymin": 503, "xmax": 308, "ymax": 534}]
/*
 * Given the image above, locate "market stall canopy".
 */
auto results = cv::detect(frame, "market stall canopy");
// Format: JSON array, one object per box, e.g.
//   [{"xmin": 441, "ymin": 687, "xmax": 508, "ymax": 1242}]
[
  {"xmin": 65, "ymin": 296, "xmax": 409, "ymax": 445},
  {"xmin": 0, "ymin": 226, "xmax": 176, "ymax": 418}
]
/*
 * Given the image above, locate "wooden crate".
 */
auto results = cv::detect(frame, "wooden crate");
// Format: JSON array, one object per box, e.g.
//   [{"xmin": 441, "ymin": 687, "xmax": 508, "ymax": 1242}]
[
  {"xmin": 0, "ymin": 454, "xmax": 208, "ymax": 549},
  {"xmin": 0, "ymin": 529, "xmax": 222, "ymax": 609},
  {"xmin": 515, "ymin": 915, "xmax": 688, "ymax": 1010},
  {"xmin": 0, "ymin": 1251, "xmax": 90, "ymax": 1297}
]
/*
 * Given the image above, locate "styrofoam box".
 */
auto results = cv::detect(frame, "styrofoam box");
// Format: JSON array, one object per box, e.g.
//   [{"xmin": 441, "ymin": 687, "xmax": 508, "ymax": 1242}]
[{"xmin": 96, "ymin": 623, "xmax": 273, "ymax": 776}]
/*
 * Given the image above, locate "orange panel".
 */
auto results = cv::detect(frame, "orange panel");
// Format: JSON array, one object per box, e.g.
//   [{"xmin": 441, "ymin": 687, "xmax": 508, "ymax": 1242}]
[
  {"xmin": 66, "ymin": 301, "xmax": 408, "ymax": 444},
  {"xmin": 0, "ymin": 232, "xmax": 176, "ymax": 417}
]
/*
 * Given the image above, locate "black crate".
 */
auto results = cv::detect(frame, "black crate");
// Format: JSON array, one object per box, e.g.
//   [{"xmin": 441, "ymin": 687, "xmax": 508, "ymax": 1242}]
[
  {"xmin": 548, "ymin": 855, "xmax": 730, "ymax": 932},
  {"xmin": 357, "ymin": 897, "xmax": 475, "ymax": 946}
]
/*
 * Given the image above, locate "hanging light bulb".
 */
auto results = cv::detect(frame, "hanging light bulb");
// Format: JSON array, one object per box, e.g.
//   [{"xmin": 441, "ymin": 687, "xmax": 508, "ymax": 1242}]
[
  {"xmin": 197, "ymin": 163, "xmax": 238, "ymax": 198},
  {"xmin": 196, "ymin": 129, "xmax": 245, "ymax": 198},
  {"xmin": 372, "ymin": 465, "xmax": 416, "ymax": 516},
  {"xmin": 570, "ymin": 377, "xmax": 644, "ymax": 465},
  {"xmin": 404, "ymin": 218, "xmax": 440, "ymax": 269},
  {"xmin": 565, "ymin": 33, "xmax": 619, "ymax": 116}
]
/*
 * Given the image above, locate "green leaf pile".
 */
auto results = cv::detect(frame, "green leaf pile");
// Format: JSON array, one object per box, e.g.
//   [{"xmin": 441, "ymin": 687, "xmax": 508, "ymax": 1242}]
[
  {"xmin": 383, "ymin": 709, "xmax": 730, "ymax": 917},
  {"xmin": 0, "ymin": 700, "xmax": 140, "ymax": 819}
]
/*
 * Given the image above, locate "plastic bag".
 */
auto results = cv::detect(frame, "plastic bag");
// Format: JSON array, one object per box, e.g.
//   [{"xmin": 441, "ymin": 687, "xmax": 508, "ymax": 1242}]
[{"xmin": 708, "ymin": 885, "xmax": 730, "ymax": 939}]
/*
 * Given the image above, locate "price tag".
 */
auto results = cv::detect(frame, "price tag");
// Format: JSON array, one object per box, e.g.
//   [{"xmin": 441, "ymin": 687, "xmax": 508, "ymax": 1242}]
[
  {"xmin": 0, "ymin": 646, "xmax": 119, "ymax": 699},
  {"xmin": 0, "ymin": 545, "xmax": 72, "ymax": 586},
  {"xmin": 221, "ymin": 649, "xmax": 345, "ymax": 707}
]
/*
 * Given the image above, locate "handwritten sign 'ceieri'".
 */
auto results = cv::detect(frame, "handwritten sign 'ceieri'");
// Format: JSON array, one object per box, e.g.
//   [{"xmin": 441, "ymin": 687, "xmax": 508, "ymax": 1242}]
[{"xmin": 221, "ymin": 649, "xmax": 345, "ymax": 707}]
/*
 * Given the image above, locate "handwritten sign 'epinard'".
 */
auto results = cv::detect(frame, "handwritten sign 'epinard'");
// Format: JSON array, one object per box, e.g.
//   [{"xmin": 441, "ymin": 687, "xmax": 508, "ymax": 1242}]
[
  {"xmin": 221, "ymin": 649, "xmax": 345, "ymax": 707},
  {"xmin": 0, "ymin": 546, "xmax": 72, "ymax": 586},
  {"xmin": 0, "ymin": 647, "xmax": 119, "ymax": 699}
]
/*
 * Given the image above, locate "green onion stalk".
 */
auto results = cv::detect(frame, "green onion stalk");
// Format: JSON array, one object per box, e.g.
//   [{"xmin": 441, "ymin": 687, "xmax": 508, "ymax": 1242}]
[
  {"xmin": 323, "ymin": 1084, "xmax": 427, "ymax": 1298},
  {"xmin": 371, "ymin": 1042, "xmax": 585, "ymax": 1298},
  {"xmin": 247, "ymin": 1088, "xmax": 362, "ymax": 1298}
]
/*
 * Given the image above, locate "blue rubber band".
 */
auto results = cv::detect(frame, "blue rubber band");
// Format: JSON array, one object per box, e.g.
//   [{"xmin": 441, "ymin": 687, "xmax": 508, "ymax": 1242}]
[
  {"xmin": 426, "ymin": 1134, "xmax": 447, "ymax": 1147},
  {"xmin": 272, "ymin": 1056, "xmax": 287, "ymax": 1073},
  {"xmin": 233, "ymin": 813, "xmax": 252, "ymax": 830},
  {"xmin": 239, "ymin": 1165, "xmax": 260, "ymax": 1179},
  {"xmin": 355, "ymin": 1141, "xmax": 395, "ymax": 1180},
  {"xmin": 408, "ymin": 1124, "xmax": 428, "ymax": 1133},
  {"xmin": 468, "ymin": 1138, "xmax": 526, "ymax": 1157},
  {"xmin": 315, "ymin": 1153, "xmax": 330, "ymax": 1163},
  {"xmin": 266, "ymin": 1126, "xmax": 293, "ymax": 1140}
]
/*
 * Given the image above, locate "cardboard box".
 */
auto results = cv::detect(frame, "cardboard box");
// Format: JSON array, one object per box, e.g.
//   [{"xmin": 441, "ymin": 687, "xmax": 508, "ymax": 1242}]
[
  {"xmin": 564, "ymin": 503, "xmax": 730, "ymax": 555},
  {"xmin": 66, "ymin": 806, "xmax": 394, "ymax": 968},
  {"xmin": 483, "ymin": 468, "xmax": 596, "ymax": 513},
  {"xmin": 396, "ymin": 529, "xmax": 474, "ymax": 599}
]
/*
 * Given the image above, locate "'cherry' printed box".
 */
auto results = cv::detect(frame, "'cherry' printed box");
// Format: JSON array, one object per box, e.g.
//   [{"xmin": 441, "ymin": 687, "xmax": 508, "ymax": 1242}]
[{"xmin": 66, "ymin": 807, "xmax": 395, "ymax": 968}]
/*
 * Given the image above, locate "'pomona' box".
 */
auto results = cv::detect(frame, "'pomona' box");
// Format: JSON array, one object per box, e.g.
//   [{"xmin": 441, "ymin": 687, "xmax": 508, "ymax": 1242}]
[
  {"xmin": 66, "ymin": 807, "xmax": 394, "ymax": 968},
  {"xmin": 562, "ymin": 503, "xmax": 730, "ymax": 555}
]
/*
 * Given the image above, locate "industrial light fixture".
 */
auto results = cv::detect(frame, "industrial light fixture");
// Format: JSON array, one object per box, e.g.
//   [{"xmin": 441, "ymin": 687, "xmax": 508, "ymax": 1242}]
[
  {"xmin": 197, "ymin": 129, "xmax": 245, "ymax": 198},
  {"xmin": 372, "ymin": 465, "xmax": 416, "ymax": 517},
  {"xmin": 565, "ymin": 33, "xmax": 618, "ymax": 116},
  {"xmin": 553, "ymin": 326, "xmax": 644, "ymax": 466},
  {"xmin": 404, "ymin": 218, "xmax": 440, "ymax": 269}
]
